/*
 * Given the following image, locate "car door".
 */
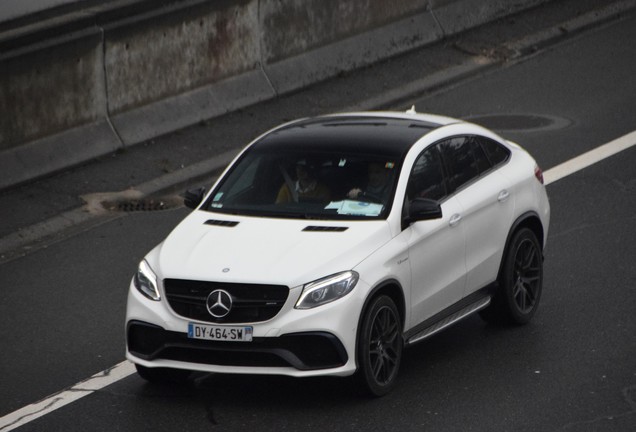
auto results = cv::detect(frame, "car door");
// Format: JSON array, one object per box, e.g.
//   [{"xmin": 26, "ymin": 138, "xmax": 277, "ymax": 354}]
[
  {"xmin": 440, "ymin": 136, "xmax": 515, "ymax": 296},
  {"xmin": 405, "ymin": 145, "xmax": 467, "ymax": 325}
]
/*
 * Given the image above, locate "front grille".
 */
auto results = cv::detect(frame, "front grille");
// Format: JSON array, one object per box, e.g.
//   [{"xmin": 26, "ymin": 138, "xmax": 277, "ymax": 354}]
[
  {"xmin": 127, "ymin": 321, "xmax": 348, "ymax": 370},
  {"xmin": 164, "ymin": 279, "xmax": 289, "ymax": 324}
]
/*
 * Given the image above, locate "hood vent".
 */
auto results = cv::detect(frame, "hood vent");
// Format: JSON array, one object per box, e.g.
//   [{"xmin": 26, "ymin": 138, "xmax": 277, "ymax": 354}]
[
  {"xmin": 303, "ymin": 225, "xmax": 348, "ymax": 232},
  {"xmin": 204, "ymin": 219, "xmax": 239, "ymax": 227}
]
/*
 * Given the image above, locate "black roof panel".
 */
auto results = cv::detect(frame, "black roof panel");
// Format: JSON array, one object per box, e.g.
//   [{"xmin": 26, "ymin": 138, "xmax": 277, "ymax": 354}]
[{"xmin": 252, "ymin": 116, "xmax": 438, "ymax": 158}]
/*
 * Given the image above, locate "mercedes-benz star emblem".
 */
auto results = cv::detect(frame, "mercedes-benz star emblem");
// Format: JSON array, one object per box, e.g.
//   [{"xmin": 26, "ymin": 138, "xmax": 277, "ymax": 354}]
[{"xmin": 206, "ymin": 289, "xmax": 233, "ymax": 318}]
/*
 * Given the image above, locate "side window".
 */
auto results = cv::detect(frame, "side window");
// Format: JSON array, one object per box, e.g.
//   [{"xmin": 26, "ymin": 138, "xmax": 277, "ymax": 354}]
[
  {"xmin": 438, "ymin": 137, "xmax": 480, "ymax": 193},
  {"xmin": 479, "ymin": 136, "xmax": 511, "ymax": 167},
  {"xmin": 469, "ymin": 136, "xmax": 491, "ymax": 174},
  {"xmin": 407, "ymin": 146, "xmax": 447, "ymax": 202}
]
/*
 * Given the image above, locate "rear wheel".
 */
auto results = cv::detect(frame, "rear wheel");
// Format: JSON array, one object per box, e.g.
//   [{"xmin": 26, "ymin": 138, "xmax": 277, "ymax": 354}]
[
  {"xmin": 135, "ymin": 364, "xmax": 191, "ymax": 384},
  {"xmin": 357, "ymin": 295, "xmax": 403, "ymax": 397},
  {"xmin": 481, "ymin": 228, "xmax": 543, "ymax": 325}
]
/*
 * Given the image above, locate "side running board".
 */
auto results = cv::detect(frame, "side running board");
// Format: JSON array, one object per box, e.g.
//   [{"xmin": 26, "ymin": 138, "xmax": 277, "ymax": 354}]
[{"xmin": 406, "ymin": 295, "xmax": 491, "ymax": 346}]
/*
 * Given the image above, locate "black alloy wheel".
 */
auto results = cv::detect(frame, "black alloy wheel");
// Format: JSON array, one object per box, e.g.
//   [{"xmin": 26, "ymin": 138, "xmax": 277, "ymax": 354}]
[
  {"xmin": 357, "ymin": 295, "xmax": 403, "ymax": 396},
  {"xmin": 481, "ymin": 227, "xmax": 543, "ymax": 325},
  {"xmin": 511, "ymin": 235, "xmax": 542, "ymax": 315}
]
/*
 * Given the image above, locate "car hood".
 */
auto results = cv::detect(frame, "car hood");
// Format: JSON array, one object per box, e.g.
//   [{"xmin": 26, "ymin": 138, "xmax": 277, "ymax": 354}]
[{"xmin": 153, "ymin": 211, "xmax": 392, "ymax": 287}]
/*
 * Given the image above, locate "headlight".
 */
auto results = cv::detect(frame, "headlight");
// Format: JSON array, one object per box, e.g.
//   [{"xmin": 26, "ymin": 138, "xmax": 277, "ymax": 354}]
[
  {"xmin": 133, "ymin": 260, "xmax": 160, "ymax": 301},
  {"xmin": 295, "ymin": 271, "xmax": 359, "ymax": 309}
]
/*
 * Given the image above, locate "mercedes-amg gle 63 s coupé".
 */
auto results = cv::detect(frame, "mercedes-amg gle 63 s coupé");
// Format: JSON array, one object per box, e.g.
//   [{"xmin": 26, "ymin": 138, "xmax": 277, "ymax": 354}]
[{"xmin": 126, "ymin": 110, "xmax": 550, "ymax": 396}]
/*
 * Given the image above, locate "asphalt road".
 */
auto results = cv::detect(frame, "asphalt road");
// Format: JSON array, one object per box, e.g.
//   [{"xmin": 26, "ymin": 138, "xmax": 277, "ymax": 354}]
[{"xmin": 1, "ymin": 6, "xmax": 635, "ymax": 432}]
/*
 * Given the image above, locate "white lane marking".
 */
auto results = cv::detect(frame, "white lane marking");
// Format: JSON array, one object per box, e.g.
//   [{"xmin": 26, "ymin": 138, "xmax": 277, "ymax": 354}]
[
  {"xmin": 543, "ymin": 130, "xmax": 636, "ymax": 185},
  {"xmin": 0, "ymin": 130, "xmax": 635, "ymax": 431},
  {"xmin": 0, "ymin": 361, "xmax": 135, "ymax": 432}
]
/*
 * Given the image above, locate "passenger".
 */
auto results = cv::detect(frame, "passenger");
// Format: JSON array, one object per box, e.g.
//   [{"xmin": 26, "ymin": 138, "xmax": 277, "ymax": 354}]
[
  {"xmin": 347, "ymin": 162, "xmax": 392, "ymax": 202},
  {"xmin": 276, "ymin": 159, "xmax": 330, "ymax": 203}
]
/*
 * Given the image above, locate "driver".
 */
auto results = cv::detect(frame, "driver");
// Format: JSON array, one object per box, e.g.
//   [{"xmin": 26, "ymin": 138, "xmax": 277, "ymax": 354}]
[{"xmin": 347, "ymin": 162, "xmax": 392, "ymax": 202}]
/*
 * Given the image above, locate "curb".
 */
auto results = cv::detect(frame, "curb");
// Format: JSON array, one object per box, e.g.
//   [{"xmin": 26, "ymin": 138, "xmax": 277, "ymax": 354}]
[{"xmin": 505, "ymin": 0, "xmax": 636, "ymax": 55}]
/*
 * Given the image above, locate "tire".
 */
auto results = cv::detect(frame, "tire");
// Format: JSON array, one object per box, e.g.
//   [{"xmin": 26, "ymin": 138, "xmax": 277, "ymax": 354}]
[
  {"xmin": 480, "ymin": 228, "xmax": 543, "ymax": 325},
  {"xmin": 357, "ymin": 295, "xmax": 403, "ymax": 397},
  {"xmin": 135, "ymin": 364, "xmax": 191, "ymax": 384}
]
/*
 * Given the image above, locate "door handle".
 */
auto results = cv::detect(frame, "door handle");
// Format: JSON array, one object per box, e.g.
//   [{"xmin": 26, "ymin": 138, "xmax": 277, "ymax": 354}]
[
  {"xmin": 497, "ymin": 190, "xmax": 510, "ymax": 202},
  {"xmin": 449, "ymin": 213, "xmax": 462, "ymax": 227}
]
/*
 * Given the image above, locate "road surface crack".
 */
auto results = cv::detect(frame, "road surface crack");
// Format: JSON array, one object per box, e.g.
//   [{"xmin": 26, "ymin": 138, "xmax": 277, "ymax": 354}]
[{"xmin": 556, "ymin": 385, "xmax": 636, "ymax": 431}]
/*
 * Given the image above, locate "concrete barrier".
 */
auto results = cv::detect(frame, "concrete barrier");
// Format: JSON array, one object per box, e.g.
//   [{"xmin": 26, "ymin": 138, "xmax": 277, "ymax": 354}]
[{"xmin": 0, "ymin": 0, "xmax": 549, "ymax": 190}]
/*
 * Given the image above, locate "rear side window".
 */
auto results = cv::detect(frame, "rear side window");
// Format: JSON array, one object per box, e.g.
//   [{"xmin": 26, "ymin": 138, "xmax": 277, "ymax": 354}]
[
  {"xmin": 437, "ymin": 137, "xmax": 480, "ymax": 193},
  {"xmin": 436, "ymin": 135, "xmax": 511, "ymax": 194},
  {"xmin": 478, "ymin": 137, "xmax": 511, "ymax": 167},
  {"xmin": 469, "ymin": 137, "xmax": 491, "ymax": 174}
]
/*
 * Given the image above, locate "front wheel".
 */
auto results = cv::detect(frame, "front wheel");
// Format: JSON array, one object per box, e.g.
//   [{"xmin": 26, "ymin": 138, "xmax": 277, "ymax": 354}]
[
  {"xmin": 357, "ymin": 295, "xmax": 403, "ymax": 397},
  {"xmin": 481, "ymin": 228, "xmax": 543, "ymax": 325}
]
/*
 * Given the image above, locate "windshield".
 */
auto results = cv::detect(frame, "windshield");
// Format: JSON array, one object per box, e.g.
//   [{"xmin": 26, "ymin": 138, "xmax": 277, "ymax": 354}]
[{"xmin": 203, "ymin": 148, "xmax": 401, "ymax": 220}]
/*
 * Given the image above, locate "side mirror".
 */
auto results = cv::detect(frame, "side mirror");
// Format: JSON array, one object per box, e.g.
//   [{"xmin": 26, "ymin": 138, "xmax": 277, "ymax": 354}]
[
  {"xmin": 184, "ymin": 187, "xmax": 206, "ymax": 209},
  {"xmin": 405, "ymin": 198, "xmax": 442, "ymax": 224}
]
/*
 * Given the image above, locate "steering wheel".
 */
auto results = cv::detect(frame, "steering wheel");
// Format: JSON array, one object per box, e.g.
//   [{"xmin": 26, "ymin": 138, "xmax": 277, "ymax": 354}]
[{"xmin": 357, "ymin": 191, "xmax": 383, "ymax": 204}]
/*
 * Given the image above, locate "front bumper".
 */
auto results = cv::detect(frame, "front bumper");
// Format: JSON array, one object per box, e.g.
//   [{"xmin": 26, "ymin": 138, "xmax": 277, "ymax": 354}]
[
  {"xmin": 125, "ymin": 277, "xmax": 365, "ymax": 377},
  {"xmin": 127, "ymin": 320, "xmax": 347, "ymax": 370}
]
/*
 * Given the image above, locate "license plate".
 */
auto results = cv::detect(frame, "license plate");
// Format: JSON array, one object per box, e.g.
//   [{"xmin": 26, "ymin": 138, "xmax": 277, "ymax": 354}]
[{"xmin": 188, "ymin": 323, "xmax": 253, "ymax": 342}]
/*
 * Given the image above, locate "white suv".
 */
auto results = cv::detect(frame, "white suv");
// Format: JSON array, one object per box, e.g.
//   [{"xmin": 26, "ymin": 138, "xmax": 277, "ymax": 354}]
[{"xmin": 126, "ymin": 111, "xmax": 550, "ymax": 396}]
